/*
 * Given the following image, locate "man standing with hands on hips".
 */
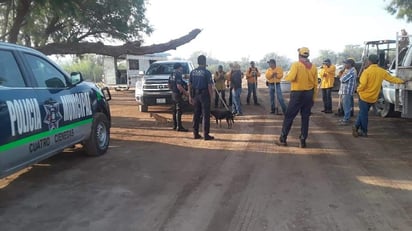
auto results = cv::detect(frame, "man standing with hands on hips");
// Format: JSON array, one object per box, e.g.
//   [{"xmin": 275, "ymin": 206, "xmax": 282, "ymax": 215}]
[{"xmin": 188, "ymin": 55, "xmax": 215, "ymax": 140}]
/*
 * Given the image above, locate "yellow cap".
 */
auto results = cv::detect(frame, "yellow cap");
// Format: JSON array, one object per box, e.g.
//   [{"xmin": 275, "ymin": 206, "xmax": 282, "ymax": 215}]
[{"xmin": 298, "ymin": 47, "xmax": 310, "ymax": 56}]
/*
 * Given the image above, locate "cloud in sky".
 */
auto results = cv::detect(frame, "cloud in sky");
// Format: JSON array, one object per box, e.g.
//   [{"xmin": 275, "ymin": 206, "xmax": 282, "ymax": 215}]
[{"xmin": 143, "ymin": 0, "xmax": 410, "ymax": 61}]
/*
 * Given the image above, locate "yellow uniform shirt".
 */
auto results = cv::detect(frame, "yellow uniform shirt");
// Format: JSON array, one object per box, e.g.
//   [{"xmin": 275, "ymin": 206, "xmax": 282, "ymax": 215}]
[
  {"xmin": 245, "ymin": 67, "xmax": 260, "ymax": 83},
  {"xmin": 265, "ymin": 67, "xmax": 283, "ymax": 84},
  {"xmin": 285, "ymin": 61, "xmax": 318, "ymax": 92},
  {"xmin": 357, "ymin": 64, "xmax": 404, "ymax": 103},
  {"xmin": 214, "ymin": 71, "xmax": 226, "ymax": 90},
  {"xmin": 319, "ymin": 64, "xmax": 336, "ymax": 89}
]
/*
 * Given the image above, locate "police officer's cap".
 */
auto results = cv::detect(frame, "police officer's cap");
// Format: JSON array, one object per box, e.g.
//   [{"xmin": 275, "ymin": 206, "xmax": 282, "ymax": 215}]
[{"xmin": 173, "ymin": 63, "xmax": 183, "ymax": 69}]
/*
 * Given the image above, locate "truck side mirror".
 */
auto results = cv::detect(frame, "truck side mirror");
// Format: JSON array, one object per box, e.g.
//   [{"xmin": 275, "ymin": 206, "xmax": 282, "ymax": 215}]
[{"xmin": 70, "ymin": 72, "xmax": 84, "ymax": 85}]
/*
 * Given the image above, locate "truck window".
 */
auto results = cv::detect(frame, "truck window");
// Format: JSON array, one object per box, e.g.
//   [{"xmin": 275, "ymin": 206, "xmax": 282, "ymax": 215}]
[
  {"xmin": 403, "ymin": 47, "xmax": 412, "ymax": 67},
  {"xmin": 0, "ymin": 50, "xmax": 25, "ymax": 87},
  {"xmin": 147, "ymin": 63, "xmax": 172, "ymax": 75},
  {"xmin": 389, "ymin": 48, "xmax": 408, "ymax": 70},
  {"xmin": 182, "ymin": 63, "xmax": 190, "ymax": 74},
  {"xmin": 25, "ymin": 54, "xmax": 68, "ymax": 88}
]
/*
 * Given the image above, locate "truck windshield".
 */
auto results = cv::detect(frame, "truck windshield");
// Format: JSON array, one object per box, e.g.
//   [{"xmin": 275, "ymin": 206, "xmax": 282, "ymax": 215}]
[{"xmin": 146, "ymin": 63, "xmax": 189, "ymax": 75}]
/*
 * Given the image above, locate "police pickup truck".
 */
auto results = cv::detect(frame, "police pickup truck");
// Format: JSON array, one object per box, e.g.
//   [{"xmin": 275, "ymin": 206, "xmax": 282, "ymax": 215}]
[{"xmin": 0, "ymin": 42, "xmax": 112, "ymax": 179}]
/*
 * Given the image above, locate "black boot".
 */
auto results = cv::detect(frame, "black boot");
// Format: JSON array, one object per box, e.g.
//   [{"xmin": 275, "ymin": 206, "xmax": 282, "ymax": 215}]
[
  {"xmin": 298, "ymin": 135, "xmax": 306, "ymax": 148},
  {"xmin": 172, "ymin": 111, "xmax": 177, "ymax": 130},
  {"xmin": 299, "ymin": 137, "xmax": 306, "ymax": 148},
  {"xmin": 275, "ymin": 136, "xmax": 287, "ymax": 146},
  {"xmin": 177, "ymin": 127, "xmax": 188, "ymax": 132},
  {"xmin": 193, "ymin": 132, "xmax": 202, "ymax": 139},
  {"xmin": 204, "ymin": 134, "xmax": 214, "ymax": 140},
  {"xmin": 176, "ymin": 113, "xmax": 188, "ymax": 132}
]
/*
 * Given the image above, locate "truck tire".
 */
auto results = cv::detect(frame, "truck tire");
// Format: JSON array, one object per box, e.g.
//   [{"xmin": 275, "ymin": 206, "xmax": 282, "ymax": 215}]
[
  {"xmin": 375, "ymin": 97, "xmax": 401, "ymax": 118},
  {"xmin": 139, "ymin": 105, "xmax": 148, "ymax": 112},
  {"xmin": 84, "ymin": 113, "xmax": 110, "ymax": 156}
]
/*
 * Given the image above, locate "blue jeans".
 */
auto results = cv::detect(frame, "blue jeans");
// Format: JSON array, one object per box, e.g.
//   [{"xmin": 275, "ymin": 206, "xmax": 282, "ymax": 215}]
[
  {"xmin": 232, "ymin": 88, "xmax": 242, "ymax": 114},
  {"xmin": 269, "ymin": 83, "xmax": 287, "ymax": 113},
  {"xmin": 322, "ymin": 88, "xmax": 332, "ymax": 111},
  {"xmin": 247, "ymin": 82, "xmax": 257, "ymax": 104},
  {"xmin": 341, "ymin": 94, "xmax": 353, "ymax": 121},
  {"xmin": 355, "ymin": 98, "xmax": 373, "ymax": 134}
]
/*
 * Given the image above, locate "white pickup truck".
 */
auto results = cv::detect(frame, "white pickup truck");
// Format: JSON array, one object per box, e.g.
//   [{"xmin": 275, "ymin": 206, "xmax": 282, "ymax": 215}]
[
  {"xmin": 379, "ymin": 33, "xmax": 412, "ymax": 118},
  {"xmin": 134, "ymin": 60, "xmax": 194, "ymax": 112}
]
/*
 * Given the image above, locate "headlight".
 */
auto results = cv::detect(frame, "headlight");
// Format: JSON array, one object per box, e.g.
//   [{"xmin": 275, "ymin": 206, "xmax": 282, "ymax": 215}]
[
  {"xmin": 135, "ymin": 78, "xmax": 144, "ymax": 95},
  {"xmin": 135, "ymin": 77, "xmax": 144, "ymax": 89}
]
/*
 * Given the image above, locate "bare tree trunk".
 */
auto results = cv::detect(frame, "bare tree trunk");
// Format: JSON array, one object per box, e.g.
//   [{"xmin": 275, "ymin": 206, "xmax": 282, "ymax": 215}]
[{"xmin": 7, "ymin": 0, "xmax": 32, "ymax": 43}]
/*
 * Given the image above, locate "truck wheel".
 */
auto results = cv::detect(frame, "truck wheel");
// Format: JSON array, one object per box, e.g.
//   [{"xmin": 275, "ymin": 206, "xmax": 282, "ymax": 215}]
[
  {"xmin": 139, "ymin": 105, "xmax": 148, "ymax": 112},
  {"xmin": 375, "ymin": 98, "xmax": 400, "ymax": 118},
  {"xmin": 84, "ymin": 113, "xmax": 110, "ymax": 156}
]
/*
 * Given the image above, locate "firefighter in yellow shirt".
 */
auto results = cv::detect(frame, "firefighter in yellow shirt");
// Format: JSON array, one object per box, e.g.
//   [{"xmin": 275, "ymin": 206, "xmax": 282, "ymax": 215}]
[
  {"xmin": 213, "ymin": 65, "xmax": 227, "ymax": 108},
  {"xmin": 352, "ymin": 54, "xmax": 405, "ymax": 137},
  {"xmin": 319, "ymin": 59, "xmax": 336, "ymax": 113},
  {"xmin": 245, "ymin": 61, "xmax": 261, "ymax": 105},
  {"xmin": 276, "ymin": 47, "xmax": 318, "ymax": 148},
  {"xmin": 265, "ymin": 59, "xmax": 287, "ymax": 114}
]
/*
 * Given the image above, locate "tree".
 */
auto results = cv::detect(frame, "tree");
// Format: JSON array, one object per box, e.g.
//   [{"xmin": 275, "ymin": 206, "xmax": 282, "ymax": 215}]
[
  {"xmin": 187, "ymin": 51, "xmax": 222, "ymax": 71},
  {"xmin": 312, "ymin": 50, "xmax": 338, "ymax": 66},
  {"xmin": 61, "ymin": 55, "xmax": 104, "ymax": 82},
  {"xmin": 385, "ymin": 0, "xmax": 412, "ymax": 22},
  {"xmin": 259, "ymin": 52, "xmax": 292, "ymax": 70},
  {"xmin": 0, "ymin": 0, "xmax": 201, "ymax": 56},
  {"xmin": 37, "ymin": 29, "xmax": 202, "ymax": 56},
  {"xmin": 338, "ymin": 45, "xmax": 363, "ymax": 62}
]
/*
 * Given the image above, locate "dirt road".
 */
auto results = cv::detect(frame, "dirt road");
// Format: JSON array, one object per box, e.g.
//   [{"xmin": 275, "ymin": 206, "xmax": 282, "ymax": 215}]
[{"xmin": 1, "ymin": 86, "xmax": 412, "ymax": 231}]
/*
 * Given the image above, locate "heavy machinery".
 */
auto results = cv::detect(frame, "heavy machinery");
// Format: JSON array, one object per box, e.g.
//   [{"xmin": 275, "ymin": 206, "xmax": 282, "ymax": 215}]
[{"xmin": 358, "ymin": 39, "xmax": 397, "ymax": 76}]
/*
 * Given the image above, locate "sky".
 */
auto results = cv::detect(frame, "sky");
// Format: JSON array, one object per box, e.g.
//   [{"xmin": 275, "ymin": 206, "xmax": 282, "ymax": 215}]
[{"xmin": 142, "ymin": 0, "xmax": 410, "ymax": 62}]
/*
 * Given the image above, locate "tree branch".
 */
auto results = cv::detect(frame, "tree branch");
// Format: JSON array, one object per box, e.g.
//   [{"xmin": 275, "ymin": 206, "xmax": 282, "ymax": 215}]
[{"xmin": 35, "ymin": 29, "xmax": 202, "ymax": 57}]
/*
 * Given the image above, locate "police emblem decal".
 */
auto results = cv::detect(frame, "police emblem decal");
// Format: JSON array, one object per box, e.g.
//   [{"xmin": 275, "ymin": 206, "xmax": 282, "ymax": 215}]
[{"xmin": 43, "ymin": 103, "xmax": 63, "ymax": 130}]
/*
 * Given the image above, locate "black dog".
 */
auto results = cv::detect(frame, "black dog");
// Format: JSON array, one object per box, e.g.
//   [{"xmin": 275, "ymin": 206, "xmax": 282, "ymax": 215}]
[{"xmin": 210, "ymin": 109, "xmax": 235, "ymax": 128}]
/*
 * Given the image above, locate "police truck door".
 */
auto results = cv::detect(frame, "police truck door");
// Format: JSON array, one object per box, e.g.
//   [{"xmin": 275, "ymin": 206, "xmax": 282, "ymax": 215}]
[{"xmin": 0, "ymin": 49, "xmax": 44, "ymax": 176}]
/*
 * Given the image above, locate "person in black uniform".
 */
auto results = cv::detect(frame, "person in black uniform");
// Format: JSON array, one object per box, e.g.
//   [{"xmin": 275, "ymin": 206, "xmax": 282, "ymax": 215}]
[
  {"xmin": 168, "ymin": 63, "xmax": 189, "ymax": 132},
  {"xmin": 188, "ymin": 55, "xmax": 214, "ymax": 140}
]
